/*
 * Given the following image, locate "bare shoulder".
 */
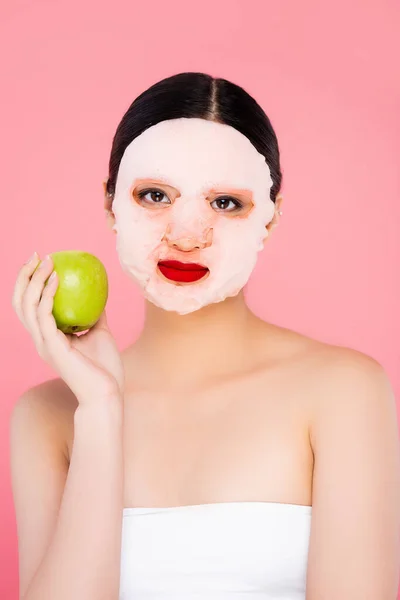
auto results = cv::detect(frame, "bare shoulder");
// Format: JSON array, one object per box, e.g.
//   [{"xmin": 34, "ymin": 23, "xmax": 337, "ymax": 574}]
[
  {"xmin": 11, "ymin": 377, "xmax": 78, "ymax": 462},
  {"xmin": 266, "ymin": 323, "xmax": 397, "ymax": 448},
  {"xmin": 258, "ymin": 319, "xmax": 391, "ymax": 389},
  {"xmin": 299, "ymin": 336, "xmax": 394, "ymax": 414},
  {"xmin": 255, "ymin": 319, "xmax": 396, "ymax": 424},
  {"xmin": 305, "ymin": 341, "xmax": 397, "ymax": 451}
]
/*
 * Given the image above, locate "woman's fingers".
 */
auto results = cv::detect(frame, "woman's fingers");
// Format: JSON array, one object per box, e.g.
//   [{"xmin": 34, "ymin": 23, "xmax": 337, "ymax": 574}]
[
  {"xmin": 36, "ymin": 271, "xmax": 87, "ymax": 379},
  {"xmin": 36, "ymin": 271, "xmax": 62, "ymax": 350},
  {"xmin": 12, "ymin": 252, "xmax": 40, "ymax": 325},
  {"xmin": 37, "ymin": 270, "xmax": 84, "ymax": 369},
  {"xmin": 21, "ymin": 255, "xmax": 54, "ymax": 349}
]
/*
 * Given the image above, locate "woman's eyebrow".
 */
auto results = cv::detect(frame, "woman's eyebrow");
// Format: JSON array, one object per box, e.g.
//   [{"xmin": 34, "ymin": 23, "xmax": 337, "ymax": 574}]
[{"xmin": 132, "ymin": 177, "xmax": 177, "ymax": 188}]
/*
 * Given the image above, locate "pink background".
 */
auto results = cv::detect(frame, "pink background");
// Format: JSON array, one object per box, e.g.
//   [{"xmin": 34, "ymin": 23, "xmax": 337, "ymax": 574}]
[{"xmin": 1, "ymin": 0, "xmax": 399, "ymax": 597}]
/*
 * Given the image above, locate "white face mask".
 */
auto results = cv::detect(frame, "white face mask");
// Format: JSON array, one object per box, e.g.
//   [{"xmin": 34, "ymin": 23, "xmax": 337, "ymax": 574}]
[{"xmin": 111, "ymin": 118, "xmax": 275, "ymax": 315}]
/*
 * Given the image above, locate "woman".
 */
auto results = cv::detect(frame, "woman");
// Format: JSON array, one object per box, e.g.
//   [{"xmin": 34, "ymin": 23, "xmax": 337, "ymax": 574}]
[{"xmin": 10, "ymin": 72, "xmax": 400, "ymax": 599}]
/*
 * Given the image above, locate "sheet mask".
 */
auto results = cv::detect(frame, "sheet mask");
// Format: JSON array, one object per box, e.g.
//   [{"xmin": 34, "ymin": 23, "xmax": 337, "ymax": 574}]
[{"xmin": 112, "ymin": 118, "xmax": 275, "ymax": 315}]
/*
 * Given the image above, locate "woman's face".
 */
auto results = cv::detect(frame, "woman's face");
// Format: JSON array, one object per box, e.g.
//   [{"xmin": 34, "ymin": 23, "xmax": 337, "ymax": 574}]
[{"xmin": 108, "ymin": 118, "xmax": 277, "ymax": 315}]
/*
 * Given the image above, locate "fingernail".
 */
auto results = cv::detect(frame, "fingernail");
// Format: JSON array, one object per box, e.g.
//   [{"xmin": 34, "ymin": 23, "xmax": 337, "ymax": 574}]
[
  {"xmin": 49, "ymin": 271, "xmax": 57, "ymax": 282},
  {"xmin": 38, "ymin": 255, "xmax": 50, "ymax": 269},
  {"xmin": 26, "ymin": 251, "xmax": 38, "ymax": 264}
]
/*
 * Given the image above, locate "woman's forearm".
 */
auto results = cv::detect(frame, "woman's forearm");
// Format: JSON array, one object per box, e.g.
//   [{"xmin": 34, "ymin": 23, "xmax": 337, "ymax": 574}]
[{"xmin": 23, "ymin": 399, "xmax": 124, "ymax": 600}]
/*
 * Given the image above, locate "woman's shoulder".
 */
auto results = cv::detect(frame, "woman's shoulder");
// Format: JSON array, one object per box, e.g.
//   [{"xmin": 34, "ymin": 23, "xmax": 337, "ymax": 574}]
[
  {"xmin": 11, "ymin": 378, "xmax": 77, "ymax": 463},
  {"xmin": 297, "ymin": 331, "xmax": 388, "ymax": 386},
  {"xmin": 257, "ymin": 318, "xmax": 387, "ymax": 379},
  {"xmin": 255, "ymin": 320, "xmax": 393, "ymax": 416},
  {"xmin": 261, "ymin": 324, "xmax": 396, "ymax": 460},
  {"xmin": 14, "ymin": 377, "xmax": 78, "ymax": 420},
  {"xmin": 267, "ymin": 323, "xmax": 394, "ymax": 424}
]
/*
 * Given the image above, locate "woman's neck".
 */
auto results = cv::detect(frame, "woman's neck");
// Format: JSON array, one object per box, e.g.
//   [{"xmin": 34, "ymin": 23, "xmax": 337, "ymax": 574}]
[{"xmin": 130, "ymin": 292, "xmax": 258, "ymax": 389}]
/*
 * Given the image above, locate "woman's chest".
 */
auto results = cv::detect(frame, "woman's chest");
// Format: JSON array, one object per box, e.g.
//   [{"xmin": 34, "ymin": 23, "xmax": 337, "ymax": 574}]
[{"xmin": 121, "ymin": 375, "xmax": 314, "ymax": 508}]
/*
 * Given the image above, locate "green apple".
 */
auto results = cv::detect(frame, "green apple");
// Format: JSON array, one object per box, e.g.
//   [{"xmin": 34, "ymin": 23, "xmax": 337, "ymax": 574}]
[{"xmin": 45, "ymin": 251, "xmax": 108, "ymax": 334}]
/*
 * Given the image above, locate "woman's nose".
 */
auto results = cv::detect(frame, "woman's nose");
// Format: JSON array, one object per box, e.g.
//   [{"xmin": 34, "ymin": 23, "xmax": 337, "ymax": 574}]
[{"xmin": 163, "ymin": 225, "xmax": 213, "ymax": 251}]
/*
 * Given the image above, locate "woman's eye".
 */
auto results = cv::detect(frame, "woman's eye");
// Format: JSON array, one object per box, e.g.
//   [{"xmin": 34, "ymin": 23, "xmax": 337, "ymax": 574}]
[
  {"xmin": 210, "ymin": 196, "xmax": 243, "ymax": 213},
  {"xmin": 137, "ymin": 189, "xmax": 171, "ymax": 206}
]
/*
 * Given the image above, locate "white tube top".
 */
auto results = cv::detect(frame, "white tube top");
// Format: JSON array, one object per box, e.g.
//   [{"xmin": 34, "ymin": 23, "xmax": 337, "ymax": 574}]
[{"xmin": 119, "ymin": 501, "xmax": 312, "ymax": 599}]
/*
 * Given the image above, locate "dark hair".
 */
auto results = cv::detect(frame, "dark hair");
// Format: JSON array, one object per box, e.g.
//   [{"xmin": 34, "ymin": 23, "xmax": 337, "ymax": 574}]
[{"xmin": 106, "ymin": 72, "xmax": 282, "ymax": 203}]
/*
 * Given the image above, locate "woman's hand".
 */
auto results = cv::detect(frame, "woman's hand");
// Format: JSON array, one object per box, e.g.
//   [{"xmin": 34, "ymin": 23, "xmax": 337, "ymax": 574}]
[{"xmin": 12, "ymin": 252, "xmax": 124, "ymax": 404}]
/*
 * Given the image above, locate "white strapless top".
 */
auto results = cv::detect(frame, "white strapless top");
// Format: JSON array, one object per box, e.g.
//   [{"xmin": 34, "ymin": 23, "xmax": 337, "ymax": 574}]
[{"xmin": 119, "ymin": 501, "xmax": 312, "ymax": 599}]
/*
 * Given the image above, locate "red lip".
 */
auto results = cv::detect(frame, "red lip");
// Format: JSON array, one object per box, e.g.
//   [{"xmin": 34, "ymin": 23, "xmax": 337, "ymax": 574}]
[{"xmin": 157, "ymin": 260, "xmax": 209, "ymax": 283}]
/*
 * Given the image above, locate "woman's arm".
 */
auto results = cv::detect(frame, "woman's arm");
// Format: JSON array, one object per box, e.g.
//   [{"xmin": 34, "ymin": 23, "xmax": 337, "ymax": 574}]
[
  {"xmin": 306, "ymin": 350, "xmax": 400, "ymax": 599},
  {"xmin": 10, "ymin": 383, "xmax": 124, "ymax": 600}
]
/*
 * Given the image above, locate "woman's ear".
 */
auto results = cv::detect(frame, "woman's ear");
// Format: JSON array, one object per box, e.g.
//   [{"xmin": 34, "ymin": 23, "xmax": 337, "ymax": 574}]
[
  {"xmin": 103, "ymin": 178, "xmax": 116, "ymax": 233},
  {"xmin": 265, "ymin": 194, "xmax": 283, "ymax": 238}
]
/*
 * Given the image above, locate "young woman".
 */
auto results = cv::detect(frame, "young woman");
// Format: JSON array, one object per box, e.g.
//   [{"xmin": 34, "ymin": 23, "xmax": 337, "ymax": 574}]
[{"xmin": 10, "ymin": 72, "xmax": 400, "ymax": 600}]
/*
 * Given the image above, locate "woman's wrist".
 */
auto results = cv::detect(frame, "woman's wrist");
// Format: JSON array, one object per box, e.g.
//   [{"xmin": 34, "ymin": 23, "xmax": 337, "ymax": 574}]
[{"xmin": 74, "ymin": 392, "xmax": 124, "ymax": 421}]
